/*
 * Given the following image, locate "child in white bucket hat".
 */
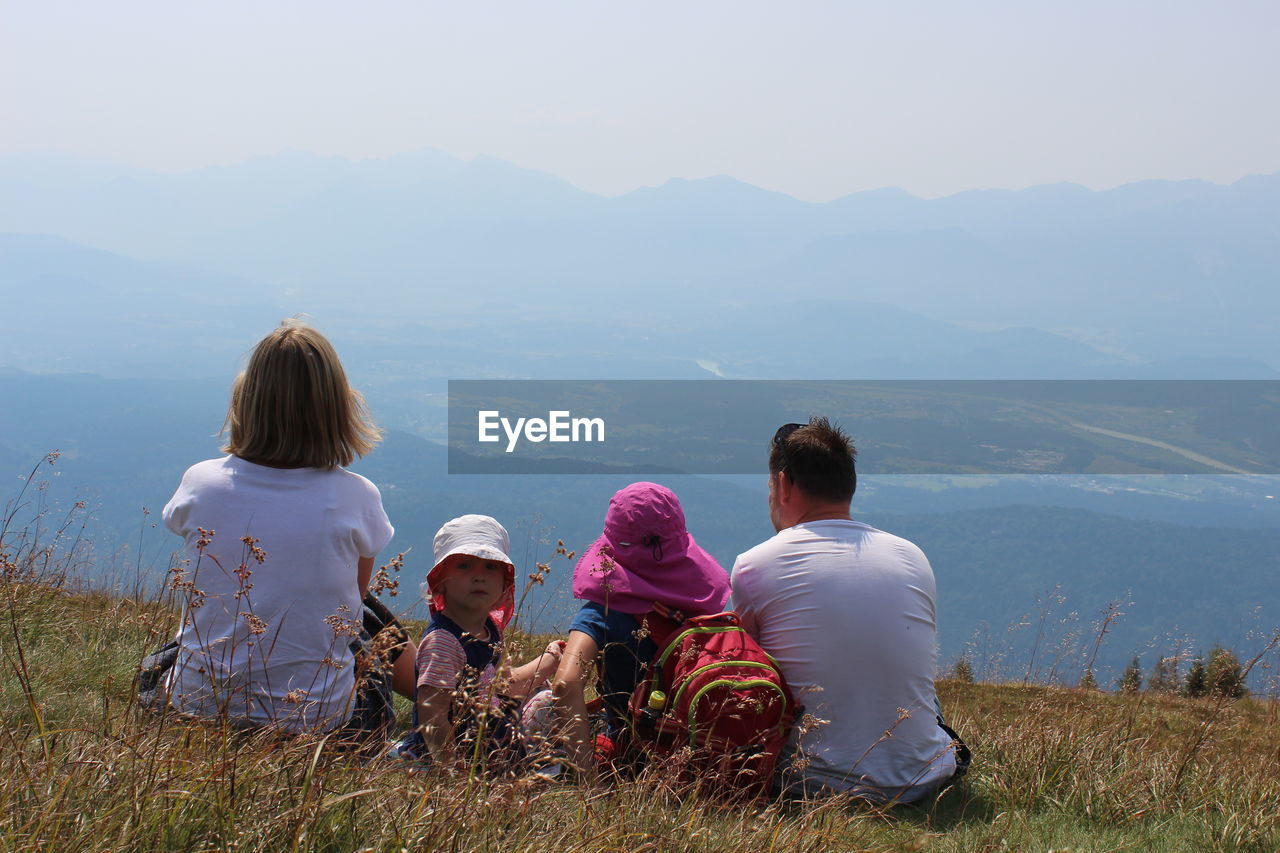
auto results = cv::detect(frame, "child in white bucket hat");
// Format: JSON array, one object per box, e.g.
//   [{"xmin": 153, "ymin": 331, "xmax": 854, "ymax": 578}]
[{"xmin": 393, "ymin": 515, "xmax": 563, "ymax": 769}]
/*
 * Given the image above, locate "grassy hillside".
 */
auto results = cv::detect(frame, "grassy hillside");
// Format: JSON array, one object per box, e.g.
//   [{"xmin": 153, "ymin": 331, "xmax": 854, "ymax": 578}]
[{"xmin": 2, "ymin": 570, "xmax": 1278, "ymax": 851}]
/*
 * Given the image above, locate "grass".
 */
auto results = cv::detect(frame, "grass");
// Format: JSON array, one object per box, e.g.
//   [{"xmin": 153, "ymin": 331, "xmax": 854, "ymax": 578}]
[{"xmin": 1, "ymin": 577, "xmax": 1278, "ymax": 852}]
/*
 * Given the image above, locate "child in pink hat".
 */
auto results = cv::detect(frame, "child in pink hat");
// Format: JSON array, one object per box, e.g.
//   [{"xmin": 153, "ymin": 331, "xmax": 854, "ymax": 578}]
[
  {"xmin": 392, "ymin": 514, "xmax": 563, "ymax": 769},
  {"xmin": 552, "ymin": 483, "xmax": 731, "ymax": 776}
]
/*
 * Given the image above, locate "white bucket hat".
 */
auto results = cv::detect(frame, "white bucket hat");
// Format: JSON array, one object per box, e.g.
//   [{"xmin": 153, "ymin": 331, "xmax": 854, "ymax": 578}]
[
  {"xmin": 432, "ymin": 514, "xmax": 513, "ymax": 568},
  {"xmin": 424, "ymin": 514, "xmax": 516, "ymax": 628}
]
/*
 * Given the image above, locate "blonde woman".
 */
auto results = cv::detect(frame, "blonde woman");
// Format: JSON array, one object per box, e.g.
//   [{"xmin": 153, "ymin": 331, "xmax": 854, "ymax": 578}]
[{"xmin": 157, "ymin": 320, "xmax": 413, "ymax": 734}]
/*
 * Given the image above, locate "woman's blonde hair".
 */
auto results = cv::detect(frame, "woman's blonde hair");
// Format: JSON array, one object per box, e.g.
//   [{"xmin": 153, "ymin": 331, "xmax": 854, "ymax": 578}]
[{"xmin": 223, "ymin": 320, "xmax": 381, "ymax": 469}]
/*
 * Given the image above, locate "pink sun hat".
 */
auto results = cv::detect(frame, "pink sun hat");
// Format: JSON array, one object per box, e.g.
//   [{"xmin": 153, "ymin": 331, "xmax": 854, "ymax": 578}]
[
  {"xmin": 424, "ymin": 514, "xmax": 516, "ymax": 630},
  {"xmin": 573, "ymin": 482, "xmax": 730, "ymax": 616}
]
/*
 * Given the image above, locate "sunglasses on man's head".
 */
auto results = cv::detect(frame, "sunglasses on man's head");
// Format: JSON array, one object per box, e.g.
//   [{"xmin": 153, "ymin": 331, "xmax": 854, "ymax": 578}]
[{"xmin": 773, "ymin": 423, "xmax": 805, "ymax": 448}]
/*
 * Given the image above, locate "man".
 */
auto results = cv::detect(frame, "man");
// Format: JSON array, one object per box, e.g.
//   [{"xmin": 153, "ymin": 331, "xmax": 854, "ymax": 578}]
[{"xmin": 731, "ymin": 417, "xmax": 963, "ymax": 802}]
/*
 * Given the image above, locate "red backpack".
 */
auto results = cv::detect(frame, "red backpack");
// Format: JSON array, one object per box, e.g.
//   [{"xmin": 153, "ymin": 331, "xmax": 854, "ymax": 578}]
[{"xmin": 627, "ymin": 602, "xmax": 800, "ymax": 797}]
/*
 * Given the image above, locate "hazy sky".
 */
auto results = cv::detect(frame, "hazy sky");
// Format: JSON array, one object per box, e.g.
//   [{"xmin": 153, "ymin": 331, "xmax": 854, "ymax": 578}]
[{"xmin": 4, "ymin": 0, "xmax": 1278, "ymax": 200}]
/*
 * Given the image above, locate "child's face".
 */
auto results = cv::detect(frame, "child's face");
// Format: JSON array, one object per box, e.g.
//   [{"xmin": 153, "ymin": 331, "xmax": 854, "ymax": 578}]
[{"xmin": 438, "ymin": 555, "xmax": 507, "ymax": 617}]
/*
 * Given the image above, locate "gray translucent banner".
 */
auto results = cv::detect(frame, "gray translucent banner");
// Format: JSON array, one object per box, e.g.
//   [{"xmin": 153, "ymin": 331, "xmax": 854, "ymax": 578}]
[{"xmin": 447, "ymin": 380, "xmax": 1279, "ymax": 475}]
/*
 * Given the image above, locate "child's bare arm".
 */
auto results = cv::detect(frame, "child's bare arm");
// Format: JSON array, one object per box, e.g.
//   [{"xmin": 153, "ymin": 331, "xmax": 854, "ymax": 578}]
[
  {"xmin": 416, "ymin": 685, "xmax": 455, "ymax": 762},
  {"xmin": 551, "ymin": 631, "xmax": 599, "ymax": 778},
  {"xmin": 502, "ymin": 640, "xmax": 566, "ymax": 699}
]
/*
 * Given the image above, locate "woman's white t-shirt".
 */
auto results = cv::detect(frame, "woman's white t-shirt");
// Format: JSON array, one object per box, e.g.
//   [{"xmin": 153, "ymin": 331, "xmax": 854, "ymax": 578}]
[{"xmin": 162, "ymin": 456, "xmax": 394, "ymax": 732}]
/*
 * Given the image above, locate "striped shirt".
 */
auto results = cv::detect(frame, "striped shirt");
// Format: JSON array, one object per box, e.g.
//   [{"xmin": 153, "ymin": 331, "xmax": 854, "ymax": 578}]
[{"xmin": 415, "ymin": 613, "xmax": 501, "ymax": 698}]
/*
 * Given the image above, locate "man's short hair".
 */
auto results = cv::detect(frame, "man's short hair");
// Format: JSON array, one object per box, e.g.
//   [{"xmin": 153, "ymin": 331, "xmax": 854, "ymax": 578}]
[{"xmin": 769, "ymin": 417, "xmax": 856, "ymax": 503}]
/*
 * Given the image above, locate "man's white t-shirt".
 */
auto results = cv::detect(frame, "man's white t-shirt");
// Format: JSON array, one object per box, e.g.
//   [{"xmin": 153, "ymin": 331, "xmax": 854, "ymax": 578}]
[
  {"xmin": 162, "ymin": 456, "xmax": 394, "ymax": 732},
  {"xmin": 732, "ymin": 519, "xmax": 955, "ymax": 799}
]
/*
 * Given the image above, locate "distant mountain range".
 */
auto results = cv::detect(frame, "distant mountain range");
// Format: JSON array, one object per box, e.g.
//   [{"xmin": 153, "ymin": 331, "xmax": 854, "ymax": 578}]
[
  {"xmin": 2, "ymin": 233, "xmax": 1275, "ymax": 384},
  {"xmin": 2, "ymin": 149, "xmax": 1277, "ymax": 376}
]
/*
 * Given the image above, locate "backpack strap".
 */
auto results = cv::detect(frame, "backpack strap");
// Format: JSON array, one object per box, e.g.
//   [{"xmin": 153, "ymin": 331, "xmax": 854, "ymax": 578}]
[
  {"xmin": 937, "ymin": 716, "xmax": 972, "ymax": 778},
  {"xmin": 642, "ymin": 601, "xmax": 686, "ymax": 652}
]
